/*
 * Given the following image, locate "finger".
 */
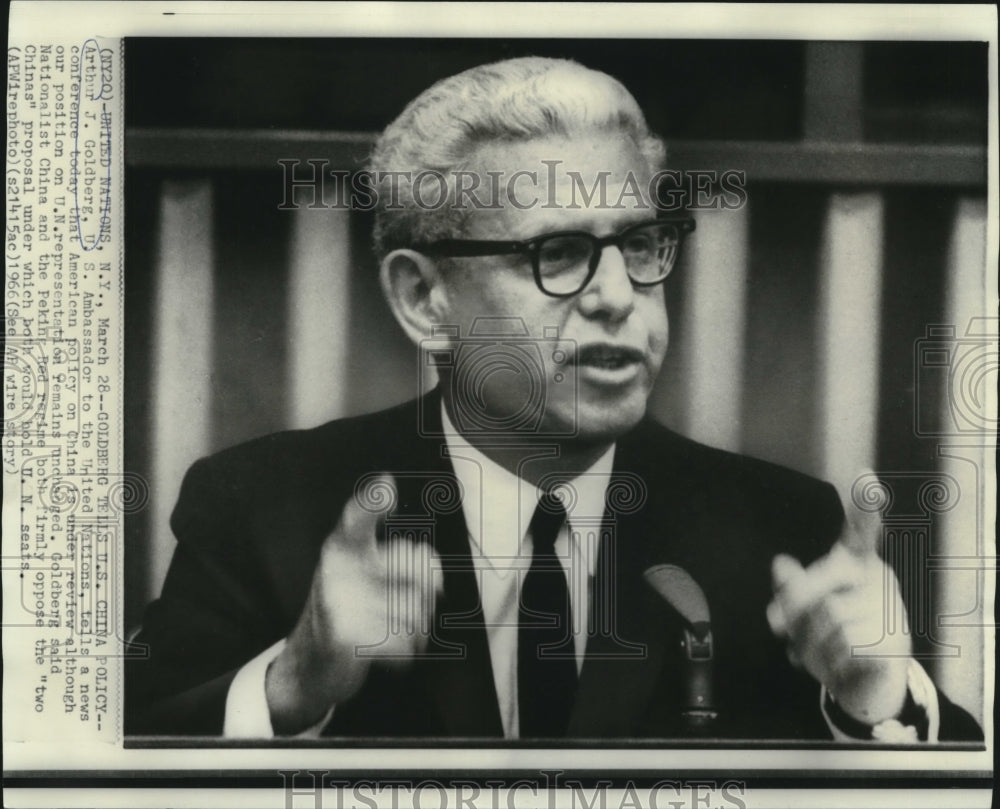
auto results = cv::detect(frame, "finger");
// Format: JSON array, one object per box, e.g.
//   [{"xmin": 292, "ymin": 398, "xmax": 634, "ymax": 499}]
[
  {"xmin": 836, "ymin": 469, "xmax": 884, "ymax": 559},
  {"xmin": 379, "ymin": 537, "xmax": 437, "ymax": 589},
  {"xmin": 769, "ymin": 554, "xmax": 804, "ymax": 639},
  {"xmin": 383, "ymin": 541, "xmax": 444, "ymax": 596},
  {"xmin": 771, "ymin": 553, "xmax": 805, "ymax": 592},
  {"xmin": 418, "ymin": 548, "xmax": 443, "ymax": 639},
  {"xmin": 766, "ymin": 598, "xmax": 788, "ymax": 637},
  {"xmin": 839, "ymin": 500, "xmax": 883, "ymax": 559},
  {"xmin": 380, "ymin": 539, "xmax": 440, "ymax": 633},
  {"xmin": 773, "ymin": 547, "xmax": 865, "ymax": 628},
  {"xmin": 381, "ymin": 577, "xmax": 437, "ymax": 653},
  {"xmin": 801, "ymin": 613, "xmax": 873, "ymax": 691},
  {"xmin": 783, "ymin": 597, "xmax": 845, "ymax": 685},
  {"xmin": 337, "ymin": 473, "xmax": 398, "ymax": 556},
  {"xmin": 428, "ymin": 548, "xmax": 445, "ymax": 599},
  {"xmin": 773, "ymin": 583, "xmax": 865, "ymax": 679},
  {"xmin": 785, "ymin": 587, "xmax": 887, "ymax": 681},
  {"xmin": 769, "ymin": 554, "xmax": 808, "ymax": 640}
]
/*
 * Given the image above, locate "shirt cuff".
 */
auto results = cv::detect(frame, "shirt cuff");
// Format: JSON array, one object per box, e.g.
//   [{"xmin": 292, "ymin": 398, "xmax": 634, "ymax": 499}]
[
  {"xmin": 820, "ymin": 658, "xmax": 940, "ymax": 743},
  {"xmin": 223, "ymin": 639, "xmax": 336, "ymax": 738}
]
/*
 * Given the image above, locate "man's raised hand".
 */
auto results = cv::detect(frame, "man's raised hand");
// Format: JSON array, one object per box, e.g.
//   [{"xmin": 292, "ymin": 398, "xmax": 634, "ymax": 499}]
[
  {"xmin": 265, "ymin": 474, "xmax": 441, "ymax": 734},
  {"xmin": 766, "ymin": 482, "xmax": 912, "ymax": 726}
]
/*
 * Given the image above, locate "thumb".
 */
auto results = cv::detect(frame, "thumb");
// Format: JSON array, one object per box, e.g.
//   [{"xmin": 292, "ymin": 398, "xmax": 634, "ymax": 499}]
[
  {"xmin": 337, "ymin": 473, "xmax": 398, "ymax": 554},
  {"xmin": 768, "ymin": 553, "xmax": 804, "ymax": 637},
  {"xmin": 771, "ymin": 552, "xmax": 804, "ymax": 592},
  {"xmin": 838, "ymin": 470, "xmax": 884, "ymax": 559}
]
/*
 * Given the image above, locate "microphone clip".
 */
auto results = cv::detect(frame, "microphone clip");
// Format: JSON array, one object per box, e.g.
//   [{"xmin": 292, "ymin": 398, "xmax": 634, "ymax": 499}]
[
  {"xmin": 679, "ymin": 624, "xmax": 718, "ymax": 728},
  {"xmin": 644, "ymin": 564, "xmax": 719, "ymax": 731}
]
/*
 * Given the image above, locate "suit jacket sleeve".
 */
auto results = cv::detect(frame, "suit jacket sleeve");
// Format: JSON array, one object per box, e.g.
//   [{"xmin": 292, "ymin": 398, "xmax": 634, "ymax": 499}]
[
  {"xmin": 125, "ymin": 453, "xmax": 295, "ymax": 735},
  {"xmin": 936, "ymin": 687, "xmax": 984, "ymax": 742}
]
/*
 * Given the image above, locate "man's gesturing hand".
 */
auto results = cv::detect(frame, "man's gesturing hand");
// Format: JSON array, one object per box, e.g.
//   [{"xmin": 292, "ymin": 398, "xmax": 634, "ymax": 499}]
[
  {"xmin": 265, "ymin": 474, "xmax": 441, "ymax": 734},
  {"xmin": 766, "ymin": 494, "xmax": 912, "ymax": 726}
]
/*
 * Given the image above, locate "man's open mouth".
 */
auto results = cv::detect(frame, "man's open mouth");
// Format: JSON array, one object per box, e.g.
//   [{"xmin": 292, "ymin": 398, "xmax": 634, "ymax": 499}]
[{"xmin": 576, "ymin": 344, "xmax": 645, "ymax": 370}]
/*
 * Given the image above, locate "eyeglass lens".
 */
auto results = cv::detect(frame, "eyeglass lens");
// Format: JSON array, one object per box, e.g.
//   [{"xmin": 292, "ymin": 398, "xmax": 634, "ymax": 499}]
[{"xmin": 537, "ymin": 222, "xmax": 681, "ymax": 295}]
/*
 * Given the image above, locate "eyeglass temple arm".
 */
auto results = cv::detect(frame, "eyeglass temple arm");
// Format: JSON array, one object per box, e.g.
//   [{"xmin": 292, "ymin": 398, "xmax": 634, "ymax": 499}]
[{"xmin": 415, "ymin": 240, "xmax": 528, "ymax": 257}]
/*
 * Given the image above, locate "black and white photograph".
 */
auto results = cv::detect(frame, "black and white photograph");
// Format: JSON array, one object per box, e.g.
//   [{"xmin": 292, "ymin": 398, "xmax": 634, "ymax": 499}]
[
  {"xmin": 3, "ymin": 3, "xmax": 996, "ymax": 808},
  {"xmin": 122, "ymin": 34, "xmax": 990, "ymax": 744}
]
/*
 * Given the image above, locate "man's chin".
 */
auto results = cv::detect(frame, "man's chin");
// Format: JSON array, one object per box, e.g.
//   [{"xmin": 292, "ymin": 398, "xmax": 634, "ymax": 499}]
[{"xmin": 552, "ymin": 399, "xmax": 647, "ymax": 446}]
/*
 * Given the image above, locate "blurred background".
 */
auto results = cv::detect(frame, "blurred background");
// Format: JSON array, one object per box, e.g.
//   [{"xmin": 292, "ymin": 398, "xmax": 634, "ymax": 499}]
[{"xmin": 123, "ymin": 38, "xmax": 991, "ymax": 724}]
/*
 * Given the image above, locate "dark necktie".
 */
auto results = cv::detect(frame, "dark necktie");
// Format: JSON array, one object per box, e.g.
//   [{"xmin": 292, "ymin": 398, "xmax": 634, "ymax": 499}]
[{"xmin": 518, "ymin": 493, "xmax": 578, "ymax": 737}]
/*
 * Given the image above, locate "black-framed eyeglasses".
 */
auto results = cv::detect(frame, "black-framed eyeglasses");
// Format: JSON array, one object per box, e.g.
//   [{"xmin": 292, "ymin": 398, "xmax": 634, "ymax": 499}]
[{"xmin": 413, "ymin": 217, "xmax": 696, "ymax": 298}]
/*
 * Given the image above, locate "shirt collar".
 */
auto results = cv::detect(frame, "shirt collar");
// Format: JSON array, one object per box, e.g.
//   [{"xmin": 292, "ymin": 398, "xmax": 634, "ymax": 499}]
[{"xmin": 441, "ymin": 402, "xmax": 615, "ymax": 577}]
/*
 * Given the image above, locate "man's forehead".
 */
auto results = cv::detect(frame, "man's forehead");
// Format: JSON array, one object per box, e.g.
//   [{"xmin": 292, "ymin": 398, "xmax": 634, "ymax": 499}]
[
  {"xmin": 459, "ymin": 133, "xmax": 656, "ymax": 237},
  {"xmin": 467, "ymin": 132, "xmax": 651, "ymax": 178}
]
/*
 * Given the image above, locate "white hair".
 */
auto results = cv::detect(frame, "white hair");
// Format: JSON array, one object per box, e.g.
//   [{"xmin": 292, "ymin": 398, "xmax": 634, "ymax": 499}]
[{"xmin": 368, "ymin": 56, "xmax": 666, "ymax": 260}]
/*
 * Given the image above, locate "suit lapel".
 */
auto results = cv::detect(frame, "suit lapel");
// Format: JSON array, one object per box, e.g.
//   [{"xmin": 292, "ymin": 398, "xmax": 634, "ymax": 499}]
[
  {"xmin": 397, "ymin": 395, "xmax": 504, "ymax": 737},
  {"xmin": 569, "ymin": 429, "xmax": 693, "ymax": 738},
  {"xmin": 568, "ymin": 510, "xmax": 675, "ymax": 736}
]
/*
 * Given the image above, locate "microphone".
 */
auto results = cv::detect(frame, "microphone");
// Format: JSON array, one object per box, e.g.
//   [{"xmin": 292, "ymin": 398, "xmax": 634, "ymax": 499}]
[{"xmin": 643, "ymin": 564, "xmax": 718, "ymax": 732}]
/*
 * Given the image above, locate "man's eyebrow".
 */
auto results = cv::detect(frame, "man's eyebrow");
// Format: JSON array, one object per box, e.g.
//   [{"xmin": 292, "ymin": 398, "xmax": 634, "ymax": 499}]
[{"xmin": 515, "ymin": 214, "xmax": 652, "ymax": 240}]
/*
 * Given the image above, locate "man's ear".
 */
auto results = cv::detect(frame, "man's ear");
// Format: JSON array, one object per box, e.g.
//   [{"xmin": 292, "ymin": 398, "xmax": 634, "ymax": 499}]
[{"xmin": 379, "ymin": 249, "xmax": 449, "ymax": 344}]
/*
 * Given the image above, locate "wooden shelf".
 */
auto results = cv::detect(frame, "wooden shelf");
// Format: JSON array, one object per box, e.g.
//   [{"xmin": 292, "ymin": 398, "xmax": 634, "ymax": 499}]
[{"xmin": 125, "ymin": 128, "xmax": 987, "ymax": 187}]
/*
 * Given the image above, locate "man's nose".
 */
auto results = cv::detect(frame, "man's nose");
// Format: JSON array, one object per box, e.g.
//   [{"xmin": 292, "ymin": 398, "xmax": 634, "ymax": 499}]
[{"xmin": 578, "ymin": 245, "xmax": 635, "ymax": 320}]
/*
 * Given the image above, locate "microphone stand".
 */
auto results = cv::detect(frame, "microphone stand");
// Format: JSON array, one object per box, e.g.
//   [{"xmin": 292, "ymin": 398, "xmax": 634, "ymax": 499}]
[
  {"xmin": 679, "ymin": 620, "xmax": 718, "ymax": 733},
  {"xmin": 644, "ymin": 564, "xmax": 719, "ymax": 735}
]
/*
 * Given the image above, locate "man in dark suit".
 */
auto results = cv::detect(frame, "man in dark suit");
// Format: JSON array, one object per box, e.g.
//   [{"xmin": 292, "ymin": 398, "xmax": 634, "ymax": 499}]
[{"xmin": 126, "ymin": 57, "xmax": 981, "ymax": 741}]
